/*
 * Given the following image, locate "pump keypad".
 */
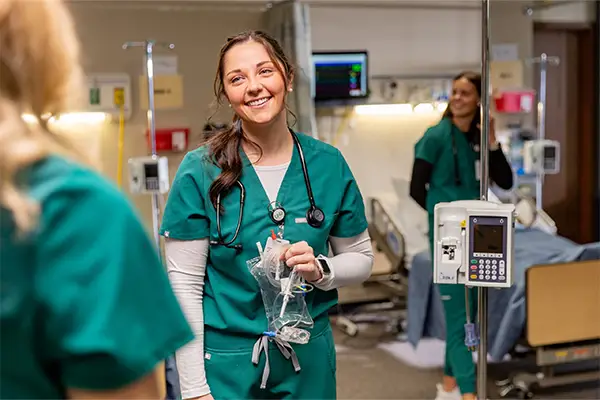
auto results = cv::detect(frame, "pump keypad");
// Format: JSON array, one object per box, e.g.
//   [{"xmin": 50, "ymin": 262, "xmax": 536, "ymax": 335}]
[
  {"xmin": 468, "ymin": 215, "xmax": 509, "ymax": 285},
  {"xmin": 469, "ymin": 253, "xmax": 506, "ymax": 282}
]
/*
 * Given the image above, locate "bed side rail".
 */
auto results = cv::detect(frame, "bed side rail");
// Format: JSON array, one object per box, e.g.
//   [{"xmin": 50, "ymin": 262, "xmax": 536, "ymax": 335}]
[
  {"xmin": 368, "ymin": 197, "xmax": 407, "ymax": 279},
  {"xmin": 526, "ymin": 259, "xmax": 600, "ymax": 347}
]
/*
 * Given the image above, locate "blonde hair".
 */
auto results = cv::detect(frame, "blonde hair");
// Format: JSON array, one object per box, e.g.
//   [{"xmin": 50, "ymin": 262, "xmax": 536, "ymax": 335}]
[{"xmin": 0, "ymin": 0, "xmax": 84, "ymax": 234}]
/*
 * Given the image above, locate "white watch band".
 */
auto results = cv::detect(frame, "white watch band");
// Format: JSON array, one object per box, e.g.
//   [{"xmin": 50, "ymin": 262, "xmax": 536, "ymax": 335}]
[{"xmin": 313, "ymin": 255, "xmax": 329, "ymax": 283}]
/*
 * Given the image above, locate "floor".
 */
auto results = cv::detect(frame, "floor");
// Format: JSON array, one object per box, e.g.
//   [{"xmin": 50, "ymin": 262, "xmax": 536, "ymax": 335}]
[
  {"xmin": 333, "ymin": 323, "xmax": 600, "ymax": 400},
  {"xmin": 332, "ymin": 246, "xmax": 600, "ymax": 400}
]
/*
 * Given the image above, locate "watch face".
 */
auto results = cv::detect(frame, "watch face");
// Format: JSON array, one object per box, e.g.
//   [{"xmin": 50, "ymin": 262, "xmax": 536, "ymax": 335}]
[{"xmin": 318, "ymin": 257, "xmax": 331, "ymax": 273}]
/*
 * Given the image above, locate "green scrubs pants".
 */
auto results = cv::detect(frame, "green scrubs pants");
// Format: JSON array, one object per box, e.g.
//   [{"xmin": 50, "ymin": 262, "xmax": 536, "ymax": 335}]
[
  {"xmin": 204, "ymin": 325, "xmax": 337, "ymax": 400},
  {"xmin": 438, "ymin": 283, "xmax": 478, "ymax": 394}
]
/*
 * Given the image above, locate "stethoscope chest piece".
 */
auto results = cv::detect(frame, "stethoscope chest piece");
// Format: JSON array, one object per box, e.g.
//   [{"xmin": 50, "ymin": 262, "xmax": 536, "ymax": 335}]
[{"xmin": 306, "ymin": 206, "xmax": 325, "ymax": 228}]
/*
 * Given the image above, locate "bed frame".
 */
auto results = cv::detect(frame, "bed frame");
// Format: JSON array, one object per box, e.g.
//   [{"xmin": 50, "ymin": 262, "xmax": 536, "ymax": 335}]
[
  {"xmin": 334, "ymin": 198, "xmax": 409, "ymax": 337},
  {"xmin": 497, "ymin": 259, "xmax": 600, "ymax": 398}
]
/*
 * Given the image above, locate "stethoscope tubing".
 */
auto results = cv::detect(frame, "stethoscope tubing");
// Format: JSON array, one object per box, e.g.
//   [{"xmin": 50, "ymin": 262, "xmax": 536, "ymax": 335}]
[{"xmin": 212, "ymin": 130, "xmax": 321, "ymax": 250}]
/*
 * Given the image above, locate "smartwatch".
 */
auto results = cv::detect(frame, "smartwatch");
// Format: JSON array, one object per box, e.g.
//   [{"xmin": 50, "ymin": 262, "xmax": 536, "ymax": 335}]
[{"xmin": 315, "ymin": 255, "xmax": 331, "ymax": 281}]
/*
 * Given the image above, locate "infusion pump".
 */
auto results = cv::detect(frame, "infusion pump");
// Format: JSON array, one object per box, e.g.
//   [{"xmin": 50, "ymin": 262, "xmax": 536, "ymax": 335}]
[
  {"xmin": 433, "ymin": 200, "xmax": 516, "ymax": 289},
  {"xmin": 523, "ymin": 139, "xmax": 560, "ymax": 175},
  {"xmin": 128, "ymin": 156, "xmax": 170, "ymax": 194}
]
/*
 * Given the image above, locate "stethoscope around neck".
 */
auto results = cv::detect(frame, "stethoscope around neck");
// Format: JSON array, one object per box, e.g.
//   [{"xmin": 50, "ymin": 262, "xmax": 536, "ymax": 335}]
[
  {"xmin": 209, "ymin": 130, "xmax": 325, "ymax": 253},
  {"xmin": 451, "ymin": 127, "xmax": 480, "ymax": 187}
]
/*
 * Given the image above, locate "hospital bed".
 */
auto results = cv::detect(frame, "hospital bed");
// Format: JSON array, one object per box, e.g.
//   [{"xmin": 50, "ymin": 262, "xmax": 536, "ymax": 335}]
[
  {"xmin": 334, "ymin": 178, "xmax": 444, "ymax": 337},
  {"xmin": 368, "ymin": 182, "xmax": 600, "ymax": 398},
  {"xmin": 407, "ymin": 241, "xmax": 600, "ymax": 398},
  {"xmin": 334, "ymin": 195, "xmax": 410, "ymax": 337}
]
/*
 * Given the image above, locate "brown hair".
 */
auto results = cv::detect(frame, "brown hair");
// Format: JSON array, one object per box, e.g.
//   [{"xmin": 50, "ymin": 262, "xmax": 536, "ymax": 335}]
[
  {"xmin": 206, "ymin": 30, "xmax": 295, "ymax": 210},
  {"xmin": 441, "ymin": 71, "xmax": 482, "ymax": 134}
]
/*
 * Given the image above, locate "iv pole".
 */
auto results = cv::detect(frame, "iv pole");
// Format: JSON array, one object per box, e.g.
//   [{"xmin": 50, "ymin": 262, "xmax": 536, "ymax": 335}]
[
  {"xmin": 478, "ymin": 0, "xmax": 491, "ymax": 398},
  {"xmin": 122, "ymin": 40, "xmax": 175, "ymax": 258},
  {"xmin": 528, "ymin": 54, "xmax": 559, "ymax": 210}
]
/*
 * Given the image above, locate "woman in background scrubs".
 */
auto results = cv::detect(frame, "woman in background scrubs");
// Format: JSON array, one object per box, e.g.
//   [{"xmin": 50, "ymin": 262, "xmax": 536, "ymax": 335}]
[
  {"xmin": 161, "ymin": 30, "xmax": 374, "ymax": 400},
  {"xmin": 409, "ymin": 71, "xmax": 513, "ymax": 400},
  {"xmin": 0, "ymin": 1, "xmax": 194, "ymax": 398}
]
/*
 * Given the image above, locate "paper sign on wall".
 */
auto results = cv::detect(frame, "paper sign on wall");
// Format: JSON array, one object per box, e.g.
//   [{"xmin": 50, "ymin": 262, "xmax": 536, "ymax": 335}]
[
  {"xmin": 491, "ymin": 61, "xmax": 524, "ymax": 89},
  {"xmin": 491, "ymin": 43, "xmax": 519, "ymax": 61},
  {"xmin": 143, "ymin": 54, "xmax": 178, "ymax": 75},
  {"xmin": 139, "ymin": 75, "xmax": 184, "ymax": 110}
]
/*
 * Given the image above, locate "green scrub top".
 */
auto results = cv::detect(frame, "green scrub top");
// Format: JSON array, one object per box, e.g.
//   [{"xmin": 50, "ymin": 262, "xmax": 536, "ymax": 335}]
[
  {"xmin": 160, "ymin": 132, "xmax": 368, "ymax": 348},
  {"xmin": 0, "ymin": 156, "xmax": 194, "ymax": 399},
  {"xmin": 414, "ymin": 117, "xmax": 480, "ymax": 241}
]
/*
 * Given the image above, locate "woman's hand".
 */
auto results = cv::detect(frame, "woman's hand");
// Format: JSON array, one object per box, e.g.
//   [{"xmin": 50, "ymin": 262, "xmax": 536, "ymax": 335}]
[
  {"xmin": 477, "ymin": 112, "xmax": 497, "ymax": 145},
  {"xmin": 280, "ymin": 241, "xmax": 322, "ymax": 282}
]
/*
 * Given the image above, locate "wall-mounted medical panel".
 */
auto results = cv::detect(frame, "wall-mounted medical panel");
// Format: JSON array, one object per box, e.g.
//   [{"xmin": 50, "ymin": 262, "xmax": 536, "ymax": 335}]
[{"xmin": 86, "ymin": 73, "xmax": 133, "ymax": 120}]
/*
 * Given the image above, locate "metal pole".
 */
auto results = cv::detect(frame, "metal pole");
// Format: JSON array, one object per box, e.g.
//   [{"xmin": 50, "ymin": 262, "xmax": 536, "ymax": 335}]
[
  {"xmin": 529, "ymin": 53, "xmax": 559, "ymax": 209},
  {"xmin": 535, "ymin": 54, "xmax": 547, "ymax": 210},
  {"xmin": 122, "ymin": 40, "xmax": 175, "ymax": 258},
  {"xmin": 478, "ymin": 0, "xmax": 491, "ymax": 398}
]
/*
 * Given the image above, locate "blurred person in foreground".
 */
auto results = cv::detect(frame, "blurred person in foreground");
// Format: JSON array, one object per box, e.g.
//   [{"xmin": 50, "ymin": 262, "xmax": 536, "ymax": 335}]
[{"xmin": 0, "ymin": 1, "xmax": 194, "ymax": 398}]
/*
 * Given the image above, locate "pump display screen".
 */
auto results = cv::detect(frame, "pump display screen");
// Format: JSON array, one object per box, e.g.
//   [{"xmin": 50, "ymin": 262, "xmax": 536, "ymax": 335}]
[
  {"xmin": 543, "ymin": 145, "xmax": 556, "ymax": 160},
  {"xmin": 543, "ymin": 145, "xmax": 557, "ymax": 169},
  {"xmin": 144, "ymin": 163, "xmax": 159, "ymax": 191},
  {"xmin": 473, "ymin": 224, "xmax": 504, "ymax": 253},
  {"xmin": 144, "ymin": 163, "xmax": 158, "ymax": 179}
]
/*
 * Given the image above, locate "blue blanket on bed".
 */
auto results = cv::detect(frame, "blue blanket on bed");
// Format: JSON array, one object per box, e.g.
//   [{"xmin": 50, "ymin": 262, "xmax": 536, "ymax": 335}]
[{"xmin": 406, "ymin": 228, "xmax": 600, "ymax": 361}]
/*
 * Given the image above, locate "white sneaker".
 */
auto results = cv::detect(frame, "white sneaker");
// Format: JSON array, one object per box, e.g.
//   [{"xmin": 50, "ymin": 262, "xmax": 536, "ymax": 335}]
[{"xmin": 435, "ymin": 383, "xmax": 462, "ymax": 400}]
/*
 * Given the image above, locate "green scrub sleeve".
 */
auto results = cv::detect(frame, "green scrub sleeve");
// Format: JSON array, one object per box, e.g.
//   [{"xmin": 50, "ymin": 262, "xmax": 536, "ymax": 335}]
[
  {"xmin": 37, "ymin": 183, "xmax": 194, "ymax": 391},
  {"xmin": 414, "ymin": 126, "xmax": 442, "ymax": 164},
  {"xmin": 160, "ymin": 151, "xmax": 210, "ymax": 240},
  {"xmin": 330, "ymin": 151, "xmax": 368, "ymax": 238}
]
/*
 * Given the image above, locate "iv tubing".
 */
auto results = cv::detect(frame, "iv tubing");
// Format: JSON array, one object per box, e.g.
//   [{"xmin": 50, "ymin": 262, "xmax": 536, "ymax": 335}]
[{"xmin": 279, "ymin": 268, "xmax": 297, "ymax": 318}]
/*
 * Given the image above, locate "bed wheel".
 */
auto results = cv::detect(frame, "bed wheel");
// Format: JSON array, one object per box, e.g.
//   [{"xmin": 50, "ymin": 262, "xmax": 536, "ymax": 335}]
[
  {"xmin": 518, "ymin": 390, "xmax": 534, "ymax": 399},
  {"xmin": 497, "ymin": 382, "xmax": 515, "ymax": 398},
  {"xmin": 497, "ymin": 386, "xmax": 534, "ymax": 399},
  {"xmin": 496, "ymin": 380, "xmax": 535, "ymax": 399}
]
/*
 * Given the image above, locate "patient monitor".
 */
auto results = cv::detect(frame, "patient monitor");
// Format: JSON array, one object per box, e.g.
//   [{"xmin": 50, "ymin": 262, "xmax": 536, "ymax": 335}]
[
  {"xmin": 523, "ymin": 139, "xmax": 560, "ymax": 175},
  {"xmin": 433, "ymin": 200, "xmax": 516, "ymax": 288},
  {"xmin": 128, "ymin": 156, "xmax": 170, "ymax": 194}
]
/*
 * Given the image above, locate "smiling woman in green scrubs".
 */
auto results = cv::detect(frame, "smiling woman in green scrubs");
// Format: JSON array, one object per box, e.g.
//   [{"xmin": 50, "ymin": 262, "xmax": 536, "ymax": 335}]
[
  {"xmin": 0, "ymin": 1, "xmax": 194, "ymax": 399},
  {"xmin": 410, "ymin": 71, "xmax": 514, "ymax": 400},
  {"xmin": 160, "ymin": 30, "xmax": 374, "ymax": 400}
]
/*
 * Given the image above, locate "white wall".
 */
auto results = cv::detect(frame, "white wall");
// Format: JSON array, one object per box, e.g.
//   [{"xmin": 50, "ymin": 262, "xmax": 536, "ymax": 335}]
[
  {"xmin": 318, "ymin": 112, "xmax": 443, "ymax": 203},
  {"xmin": 310, "ymin": 6, "xmax": 481, "ymax": 76}
]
